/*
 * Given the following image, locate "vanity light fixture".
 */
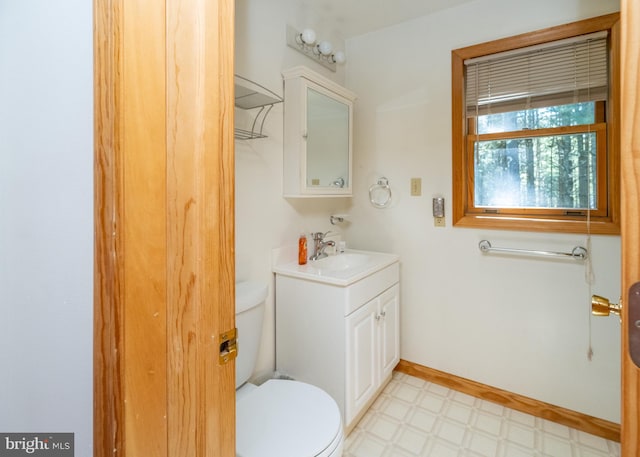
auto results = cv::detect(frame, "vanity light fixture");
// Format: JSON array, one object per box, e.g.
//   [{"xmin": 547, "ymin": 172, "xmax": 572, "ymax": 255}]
[{"xmin": 286, "ymin": 25, "xmax": 346, "ymax": 72}]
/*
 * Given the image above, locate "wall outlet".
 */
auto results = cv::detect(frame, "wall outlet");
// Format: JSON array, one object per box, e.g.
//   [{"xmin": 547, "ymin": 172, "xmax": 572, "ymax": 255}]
[
  {"xmin": 434, "ymin": 217, "xmax": 445, "ymax": 227},
  {"xmin": 410, "ymin": 178, "xmax": 422, "ymax": 196}
]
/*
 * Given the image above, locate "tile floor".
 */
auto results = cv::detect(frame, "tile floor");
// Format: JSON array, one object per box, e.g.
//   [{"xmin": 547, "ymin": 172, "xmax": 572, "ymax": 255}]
[{"xmin": 344, "ymin": 372, "xmax": 620, "ymax": 457}]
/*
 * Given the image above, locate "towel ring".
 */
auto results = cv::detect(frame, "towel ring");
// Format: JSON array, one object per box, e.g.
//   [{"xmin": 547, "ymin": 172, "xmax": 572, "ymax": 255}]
[{"xmin": 369, "ymin": 177, "xmax": 392, "ymax": 208}]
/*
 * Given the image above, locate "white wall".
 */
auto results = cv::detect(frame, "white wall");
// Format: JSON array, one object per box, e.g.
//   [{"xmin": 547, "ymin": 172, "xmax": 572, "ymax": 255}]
[
  {"xmin": 0, "ymin": 0, "xmax": 93, "ymax": 453},
  {"xmin": 346, "ymin": 0, "xmax": 621, "ymax": 422}
]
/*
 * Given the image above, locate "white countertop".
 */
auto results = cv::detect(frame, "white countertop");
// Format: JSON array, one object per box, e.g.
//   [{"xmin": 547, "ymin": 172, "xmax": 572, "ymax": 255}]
[{"xmin": 272, "ymin": 249, "xmax": 399, "ymax": 286}]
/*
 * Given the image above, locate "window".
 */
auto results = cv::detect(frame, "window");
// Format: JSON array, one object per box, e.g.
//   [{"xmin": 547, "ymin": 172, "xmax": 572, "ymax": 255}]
[{"xmin": 451, "ymin": 14, "xmax": 620, "ymax": 234}]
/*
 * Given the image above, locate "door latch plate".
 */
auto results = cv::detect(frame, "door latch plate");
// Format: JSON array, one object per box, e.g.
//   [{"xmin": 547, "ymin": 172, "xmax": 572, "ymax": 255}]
[
  {"xmin": 629, "ymin": 282, "xmax": 640, "ymax": 368},
  {"xmin": 219, "ymin": 328, "xmax": 237, "ymax": 365}
]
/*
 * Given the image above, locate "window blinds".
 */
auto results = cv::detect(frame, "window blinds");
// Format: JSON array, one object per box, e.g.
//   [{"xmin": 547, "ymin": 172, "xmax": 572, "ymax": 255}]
[{"xmin": 465, "ymin": 31, "xmax": 608, "ymax": 117}]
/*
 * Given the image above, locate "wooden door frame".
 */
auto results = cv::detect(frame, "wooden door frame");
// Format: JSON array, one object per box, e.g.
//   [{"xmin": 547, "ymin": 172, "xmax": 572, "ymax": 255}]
[
  {"xmin": 620, "ymin": 1, "xmax": 640, "ymax": 455},
  {"xmin": 93, "ymin": 0, "xmax": 236, "ymax": 456}
]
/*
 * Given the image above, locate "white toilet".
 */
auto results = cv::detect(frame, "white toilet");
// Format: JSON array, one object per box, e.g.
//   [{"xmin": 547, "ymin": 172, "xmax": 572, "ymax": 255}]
[{"xmin": 235, "ymin": 281, "xmax": 344, "ymax": 457}]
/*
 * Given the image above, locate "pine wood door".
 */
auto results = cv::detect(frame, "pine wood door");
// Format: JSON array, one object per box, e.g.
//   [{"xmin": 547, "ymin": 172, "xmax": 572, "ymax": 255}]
[
  {"xmin": 621, "ymin": 1, "xmax": 640, "ymax": 455},
  {"xmin": 94, "ymin": 0, "xmax": 236, "ymax": 456}
]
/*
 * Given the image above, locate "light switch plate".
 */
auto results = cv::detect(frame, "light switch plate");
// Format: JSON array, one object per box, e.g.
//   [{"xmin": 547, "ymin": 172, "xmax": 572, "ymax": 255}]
[{"xmin": 410, "ymin": 178, "xmax": 422, "ymax": 196}]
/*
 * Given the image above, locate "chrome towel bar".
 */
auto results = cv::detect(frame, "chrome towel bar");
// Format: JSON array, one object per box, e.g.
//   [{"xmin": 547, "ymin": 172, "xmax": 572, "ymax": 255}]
[{"xmin": 478, "ymin": 240, "xmax": 588, "ymax": 261}]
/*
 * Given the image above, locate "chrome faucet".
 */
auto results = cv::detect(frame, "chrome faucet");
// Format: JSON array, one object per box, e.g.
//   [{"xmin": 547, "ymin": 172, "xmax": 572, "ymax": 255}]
[{"xmin": 310, "ymin": 231, "xmax": 335, "ymax": 261}]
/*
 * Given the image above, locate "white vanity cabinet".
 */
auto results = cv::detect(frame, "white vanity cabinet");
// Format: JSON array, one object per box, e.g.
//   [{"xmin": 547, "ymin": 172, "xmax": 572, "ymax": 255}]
[
  {"xmin": 282, "ymin": 66, "xmax": 356, "ymax": 197},
  {"xmin": 275, "ymin": 258, "xmax": 400, "ymax": 431}
]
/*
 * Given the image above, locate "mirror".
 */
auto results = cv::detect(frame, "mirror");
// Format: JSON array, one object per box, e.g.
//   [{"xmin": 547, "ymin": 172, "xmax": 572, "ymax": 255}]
[{"xmin": 306, "ymin": 87, "xmax": 350, "ymax": 189}]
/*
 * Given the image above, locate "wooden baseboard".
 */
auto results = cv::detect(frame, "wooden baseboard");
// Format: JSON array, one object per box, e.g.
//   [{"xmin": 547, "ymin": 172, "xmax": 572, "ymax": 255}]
[{"xmin": 395, "ymin": 359, "xmax": 620, "ymax": 442}]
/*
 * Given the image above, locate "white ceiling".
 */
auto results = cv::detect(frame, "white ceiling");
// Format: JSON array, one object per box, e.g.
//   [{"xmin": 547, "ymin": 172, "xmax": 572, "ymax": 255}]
[{"xmin": 290, "ymin": 0, "xmax": 477, "ymax": 38}]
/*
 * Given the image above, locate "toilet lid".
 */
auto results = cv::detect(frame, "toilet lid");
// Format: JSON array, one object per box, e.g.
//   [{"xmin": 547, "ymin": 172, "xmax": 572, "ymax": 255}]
[{"xmin": 236, "ymin": 379, "xmax": 342, "ymax": 457}]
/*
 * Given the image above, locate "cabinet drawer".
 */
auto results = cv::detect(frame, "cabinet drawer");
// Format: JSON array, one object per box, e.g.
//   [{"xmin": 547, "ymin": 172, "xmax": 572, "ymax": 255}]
[{"xmin": 344, "ymin": 262, "xmax": 399, "ymax": 316}]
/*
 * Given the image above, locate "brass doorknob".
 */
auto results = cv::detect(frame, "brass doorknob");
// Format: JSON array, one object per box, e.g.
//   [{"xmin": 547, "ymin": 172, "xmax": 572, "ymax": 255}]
[{"xmin": 591, "ymin": 295, "xmax": 622, "ymax": 318}]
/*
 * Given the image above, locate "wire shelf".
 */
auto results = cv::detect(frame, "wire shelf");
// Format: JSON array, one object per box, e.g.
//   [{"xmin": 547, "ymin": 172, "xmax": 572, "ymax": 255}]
[{"xmin": 234, "ymin": 75, "xmax": 283, "ymax": 140}]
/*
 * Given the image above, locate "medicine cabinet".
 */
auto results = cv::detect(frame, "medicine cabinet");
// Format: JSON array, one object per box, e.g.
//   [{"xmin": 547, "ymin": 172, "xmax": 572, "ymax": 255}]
[{"xmin": 282, "ymin": 66, "xmax": 356, "ymax": 197}]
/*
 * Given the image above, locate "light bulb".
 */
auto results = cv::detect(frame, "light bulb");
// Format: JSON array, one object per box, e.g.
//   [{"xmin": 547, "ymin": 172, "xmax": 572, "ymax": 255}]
[
  {"xmin": 300, "ymin": 28, "xmax": 316, "ymax": 45},
  {"xmin": 317, "ymin": 40, "xmax": 333, "ymax": 56},
  {"xmin": 332, "ymin": 51, "xmax": 346, "ymax": 64}
]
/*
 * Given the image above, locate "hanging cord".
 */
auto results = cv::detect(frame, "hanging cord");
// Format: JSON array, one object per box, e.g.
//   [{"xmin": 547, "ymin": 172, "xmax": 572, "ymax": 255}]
[
  {"xmin": 584, "ymin": 39, "xmax": 595, "ymax": 361},
  {"xmin": 585, "ymin": 233, "xmax": 595, "ymax": 360},
  {"xmin": 585, "ymin": 175, "xmax": 595, "ymax": 360}
]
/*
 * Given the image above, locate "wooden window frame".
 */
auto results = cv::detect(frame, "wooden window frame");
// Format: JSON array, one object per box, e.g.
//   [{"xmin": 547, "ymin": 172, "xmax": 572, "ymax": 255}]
[{"xmin": 452, "ymin": 13, "xmax": 620, "ymax": 234}]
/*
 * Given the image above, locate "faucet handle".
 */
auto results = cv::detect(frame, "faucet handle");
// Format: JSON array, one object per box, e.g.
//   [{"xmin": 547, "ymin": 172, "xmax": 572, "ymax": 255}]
[{"xmin": 312, "ymin": 230, "xmax": 335, "ymax": 240}]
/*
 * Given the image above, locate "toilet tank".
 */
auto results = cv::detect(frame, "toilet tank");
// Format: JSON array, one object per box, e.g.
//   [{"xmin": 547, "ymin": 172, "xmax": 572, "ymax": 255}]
[{"xmin": 235, "ymin": 281, "xmax": 268, "ymax": 388}]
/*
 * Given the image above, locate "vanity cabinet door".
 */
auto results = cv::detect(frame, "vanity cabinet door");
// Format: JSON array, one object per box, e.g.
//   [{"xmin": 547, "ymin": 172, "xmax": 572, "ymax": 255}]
[
  {"xmin": 345, "ymin": 283, "xmax": 400, "ymax": 427},
  {"xmin": 345, "ymin": 297, "xmax": 378, "ymax": 426},
  {"xmin": 379, "ymin": 284, "xmax": 400, "ymax": 381}
]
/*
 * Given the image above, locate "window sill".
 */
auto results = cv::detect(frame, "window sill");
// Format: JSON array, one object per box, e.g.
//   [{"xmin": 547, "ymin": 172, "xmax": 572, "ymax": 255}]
[{"xmin": 453, "ymin": 213, "xmax": 620, "ymax": 235}]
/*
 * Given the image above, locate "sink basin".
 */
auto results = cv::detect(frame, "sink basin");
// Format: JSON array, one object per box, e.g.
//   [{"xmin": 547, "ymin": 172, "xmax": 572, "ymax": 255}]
[
  {"xmin": 273, "ymin": 249, "xmax": 399, "ymax": 286},
  {"xmin": 311, "ymin": 253, "xmax": 371, "ymax": 272}
]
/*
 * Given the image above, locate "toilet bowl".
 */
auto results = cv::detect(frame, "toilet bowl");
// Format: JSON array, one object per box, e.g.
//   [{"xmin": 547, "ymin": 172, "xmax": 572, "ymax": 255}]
[
  {"xmin": 237, "ymin": 379, "xmax": 343, "ymax": 457},
  {"xmin": 235, "ymin": 281, "xmax": 344, "ymax": 457}
]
